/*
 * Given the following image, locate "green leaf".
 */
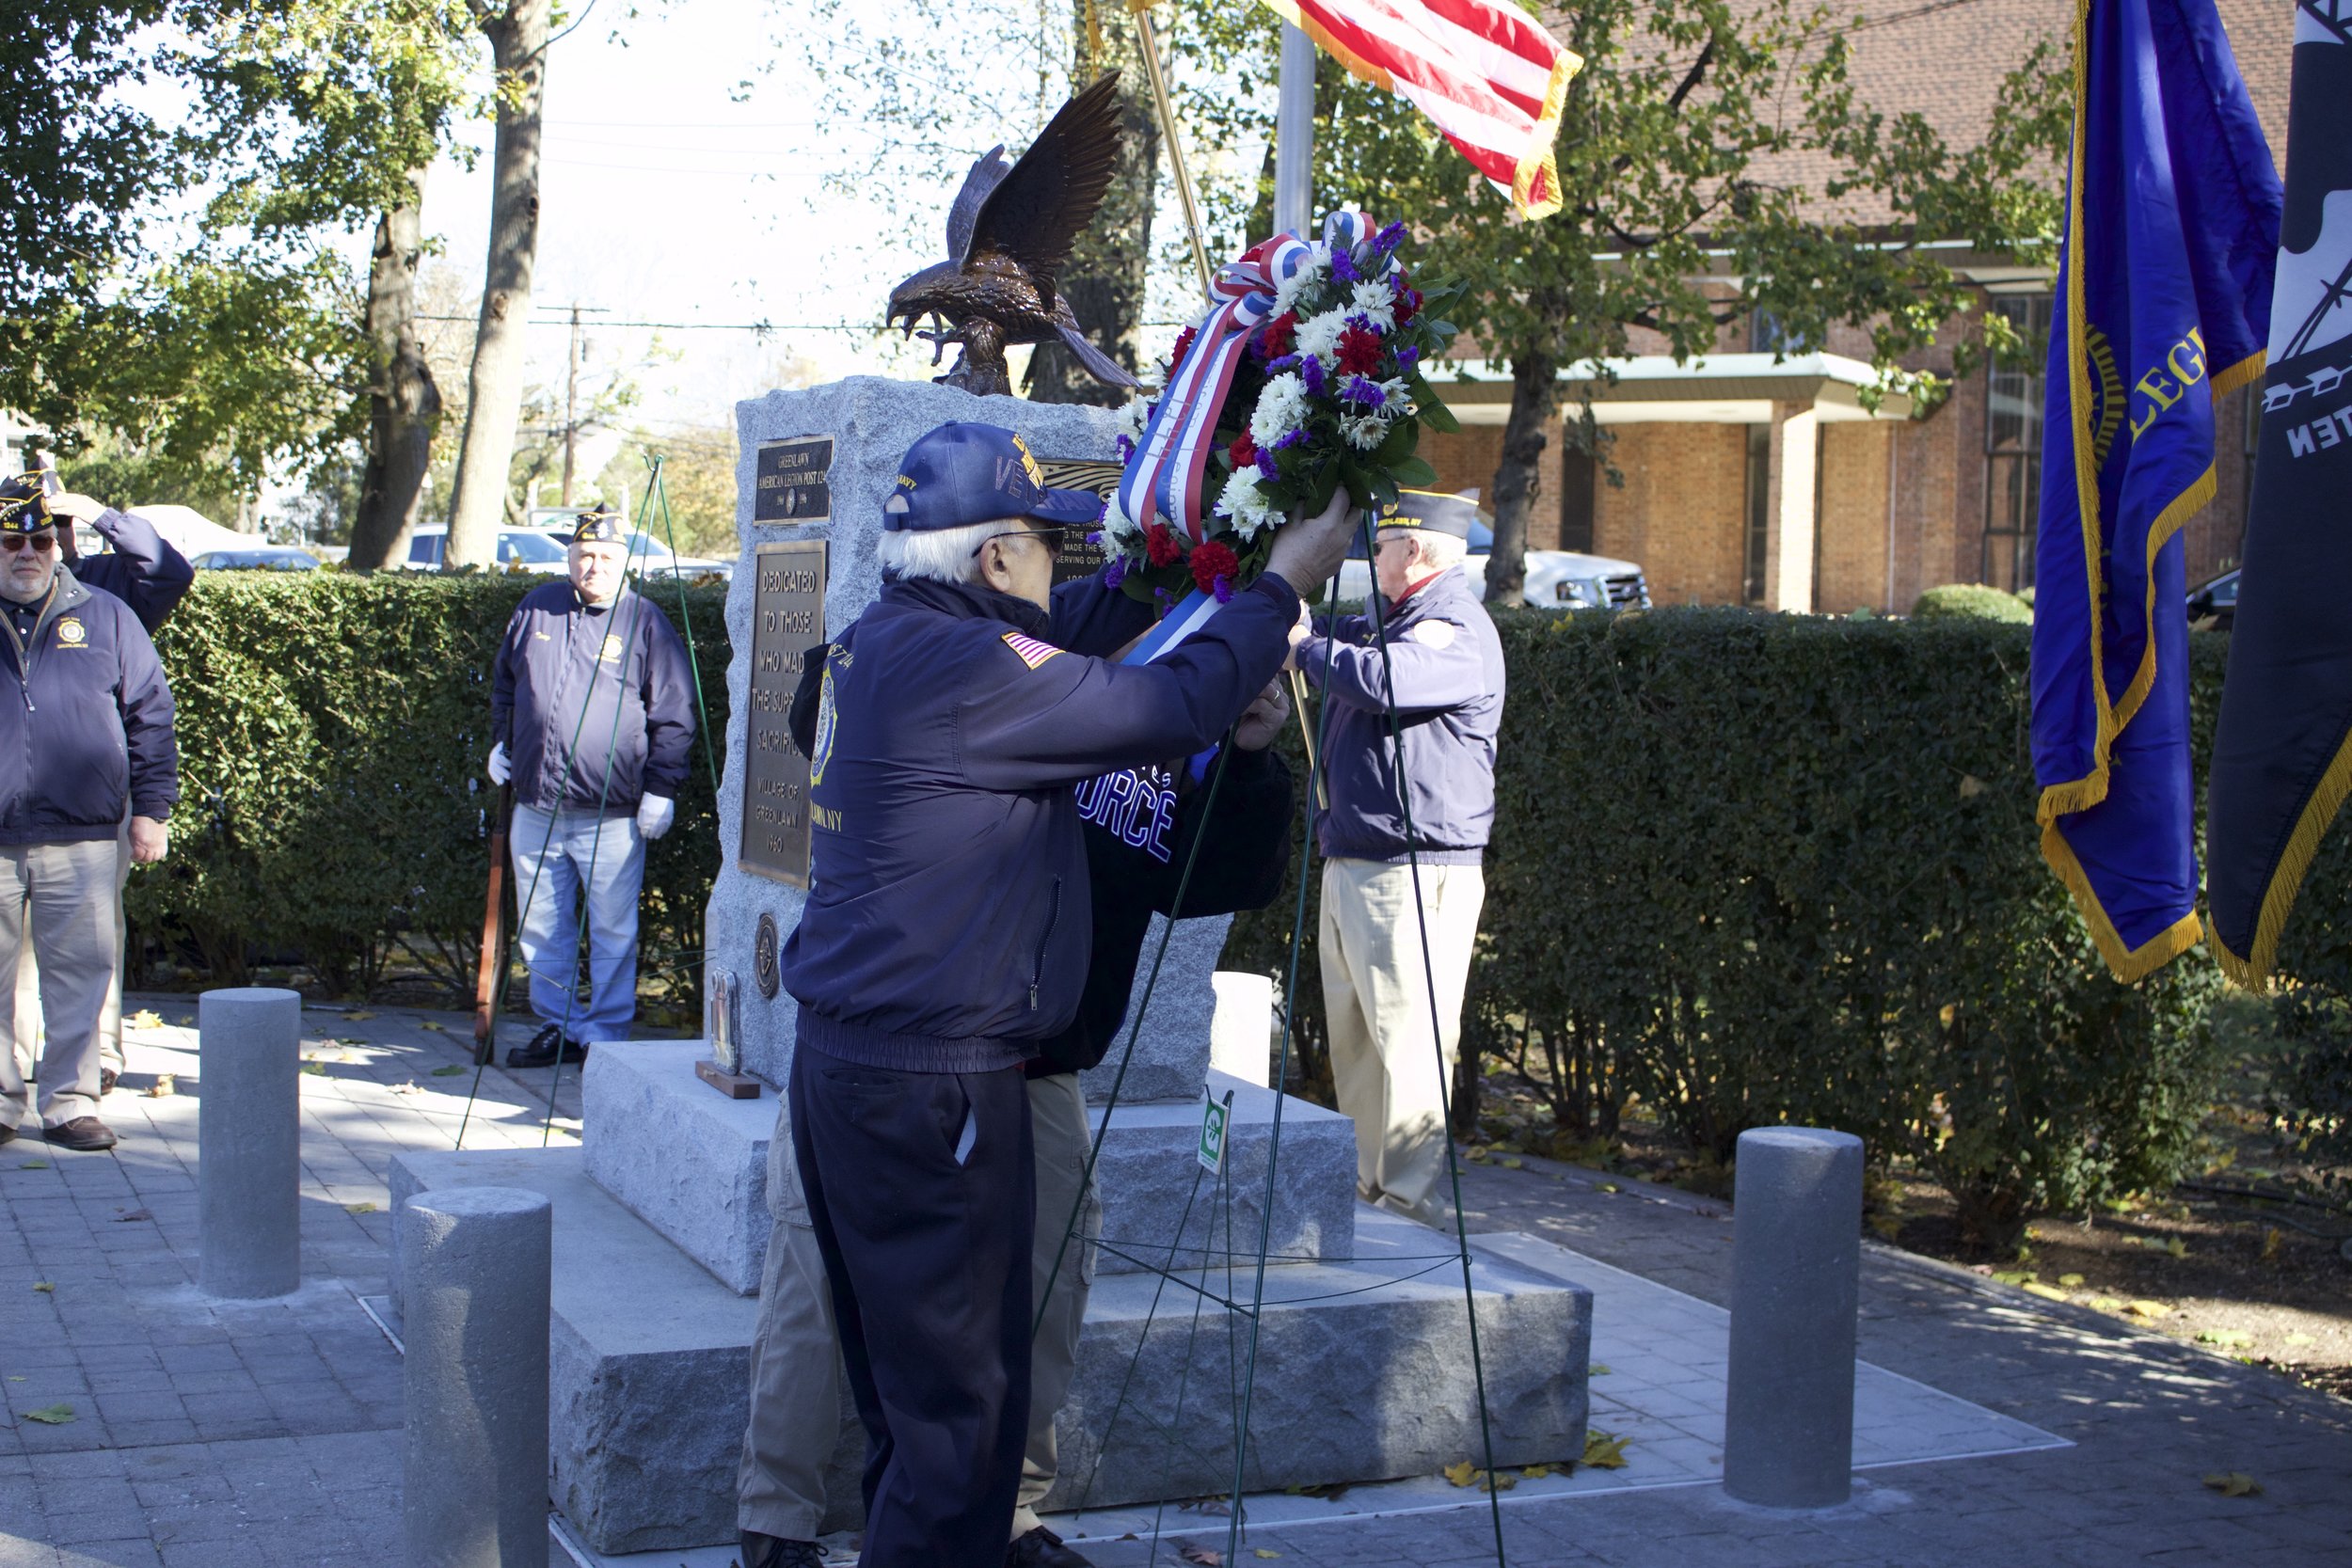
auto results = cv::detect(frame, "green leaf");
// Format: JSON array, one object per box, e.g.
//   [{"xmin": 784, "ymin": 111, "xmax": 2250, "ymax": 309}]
[
  {"xmin": 22, "ymin": 1403, "xmax": 74, "ymax": 1425},
  {"xmin": 431, "ymin": 1065, "xmax": 468, "ymax": 1077},
  {"xmin": 1391, "ymin": 454, "xmax": 1438, "ymax": 488}
]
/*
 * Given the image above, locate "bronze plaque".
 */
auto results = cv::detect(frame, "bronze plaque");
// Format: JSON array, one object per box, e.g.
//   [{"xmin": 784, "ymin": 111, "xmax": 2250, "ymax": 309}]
[
  {"xmin": 755, "ymin": 436, "xmax": 834, "ymax": 524},
  {"xmin": 739, "ymin": 540, "xmax": 828, "ymax": 886},
  {"xmin": 1039, "ymin": 456, "xmax": 1120, "ymax": 586}
]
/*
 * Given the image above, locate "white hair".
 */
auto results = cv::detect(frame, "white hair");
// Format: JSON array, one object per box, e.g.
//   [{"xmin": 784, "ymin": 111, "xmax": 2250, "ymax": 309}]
[
  {"xmin": 1413, "ymin": 531, "xmax": 1469, "ymax": 571},
  {"xmin": 876, "ymin": 520, "xmax": 999, "ymax": 584}
]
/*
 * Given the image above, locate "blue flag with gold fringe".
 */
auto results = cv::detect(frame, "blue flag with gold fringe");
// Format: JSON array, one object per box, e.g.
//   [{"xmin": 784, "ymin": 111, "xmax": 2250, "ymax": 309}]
[
  {"xmin": 2030, "ymin": 0, "xmax": 2280, "ymax": 982},
  {"xmin": 2207, "ymin": 6, "xmax": 2352, "ymax": 988}
]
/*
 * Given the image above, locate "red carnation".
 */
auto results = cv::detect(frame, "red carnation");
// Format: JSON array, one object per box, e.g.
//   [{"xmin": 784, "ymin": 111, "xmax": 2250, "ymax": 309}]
[
  {"xmin": 1261, "ymin": 310, "xmax": 1298, "ymax": 359},
  {"xmin": 1190, "ymin": 540, "xmax": 1240, "ymax": 600},
  {"xmin": 1145, "ymin": 522, "xmax": 1183, "ymax": 568},
  {"xmin": 1395, "ymin": 287, "xmax": 1422, "ymax": 326},
  {"xmin": 1336, "ymin": 323, "xmax": 1384, "ymax": 377},
  {"xmin": 1227, "ymin": 429, "xmax": 1258, "ymax": 467},
  {"xmin": 1170, "ymin": 325, "xmax": 1199, "ymax": 366}
]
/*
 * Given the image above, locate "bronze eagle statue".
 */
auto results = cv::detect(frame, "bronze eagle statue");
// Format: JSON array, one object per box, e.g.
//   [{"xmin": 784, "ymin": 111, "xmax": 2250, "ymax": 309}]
[{"xmin": 886, "ymin": 71, "xmax": 1140, "ymax": 399}]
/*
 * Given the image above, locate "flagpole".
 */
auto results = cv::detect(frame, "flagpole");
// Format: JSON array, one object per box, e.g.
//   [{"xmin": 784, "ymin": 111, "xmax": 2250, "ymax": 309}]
[
  {"xmin": 1129, "ymin": 0, "xmax": 1215, "ymax": 300},
  {"xmin": 1274, "ymin": 21, "xmax": 1315, "ymax": 236}
]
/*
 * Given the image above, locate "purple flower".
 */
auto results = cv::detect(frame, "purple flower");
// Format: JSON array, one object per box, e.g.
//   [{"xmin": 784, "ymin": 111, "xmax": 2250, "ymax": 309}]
[
  {"xmin": 1211, "ymin": 577, "xmax": 1234, "ymax": 605},
  {"xmin": 1115, "ymin": 434, "xmax": 1136, "ymax": 462},
  {"xmin": 1255, "ymin": 451, "xmax": 1279, "ymax": 480},
  {"xmin": 1104, "ymin": 555, "xmax": 1127, "ymax": 589},
  {"xmin": 1373, "ymin": 221, "xmax": 1406, "ymax": 255},
  {"xmin": 1086, "ymin": 530, "xmax": 1104, "ymax": 546},
  {"xmin": 1154, "ymin": 586, "xmax": 1171, "ymax": 608},
  {"xmin": 1397, "ymin": 344, "xmax": 1421, "ymax": 376},
  {"xmin": 1275, "ymin": 428, "xmax": 1309, "ymax": 451},
  {"xmin": 1300, "ymin": 356, "xmax": 1327, "ymax": 396},
  {"xmin": 1341, "ymin": 374, "xmax": 1388, "ymax": 408},
  {"xmin": 1266, "ymin": 354, "xmax": 1300, "ymax": 373},
  {"xmin": 1331, "ymin": 247, "xmax": 1361, "ymax": 284}
]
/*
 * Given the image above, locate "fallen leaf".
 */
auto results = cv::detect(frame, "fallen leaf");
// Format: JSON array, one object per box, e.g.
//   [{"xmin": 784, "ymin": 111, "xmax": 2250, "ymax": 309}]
[
  {"xmin": 2260, "ymin": 1227, "xmax": 2281, "ymax": 1263},
  {"xmin": 126, "ymin": 1009, "xmax": 163, "ymax": 1029},
  {"xmin": 2197, "ymin": 1330, "xmax": 2254, "ymax": 1349},
  {"xmin": 2126, "ymin": 1300, "xmax": 2170, "ymax": 1319},
  {"xmin": 1520, "ymin": 1464, "xmax": 1553, "ymax": 1480},
  {"xmin": 301, "ymin": 1063, "xmax": 326, "ymax": 1076},
  {"xmin": 22, "ymin": 1403, "xmax": 73, "ymax": 1425},
  {"xmin": 1500, "ymin": 1157, "xmax": 1523, "ymax": 1170},
  {"xmin": 418, "ymin": 1021, "xmax": 447, "ymax": 1033},
  {"xmin": 1597, "ymin": 1182, "xmax": 1621, "ymax": 1195},
  {"xmin": 2202, "ymin": 1472, "xmax": 2263, "ymax": 1497},
  {"xmin": 114, "ymin": 1210, "xmax": 151, "ymax": 1223},
  {"xmin": 1589, "ymin": 1363, "xmax": 1613, "ymax": 1376},
  {"xmin": 1581, "ymin": 1430, "xmax": 1630, "ymax": 1469},
  {"xmin": 6, "ymin": 1375, "xmax": 21, "ymax": 1382},
  {"xmin": 344, "ymin": 1202, "xmax": 377, "ymax": 1215},
  {"xmin": 31, "ymin": 1282, "xmax": 51, "ymax": 1293},
  {"xmin": 2089, "ymin": 1296, "xmax": 2125, "ymax": 1311},
  {"xmin": 431, "ymin": 1065, "xmax": 468, "ymax": 1078},
  {"xmin": 1868, "ymin": 1213, "xmax": 1903, "ymax": 1240},
  {"xmin": 2286, "ymin": 1332, "xmax": 2316, "ymax": 1348},
  {"xmin": 175, "ymin": 1015, "xmax": 193, "ymax": 1026},
  {"xmin": 1441, "ymin": 1460, "xmax": 1477, "ymax": 1488},
  {"xmin": 2163, "ymin": 1238, "xmax": 2188, "ymax": 1260},
  {"xmin": 143, "ymin": 1074, "xmax": 176, "ymax": 1099},
  {"xmin": 2023, "ymin": 1283, "xmax": 2071, "ymax": 1303},
  {"xmin": 2059, "ymin": 1273, "xmax": 2086, "ymax": 1288},
  {"xmin": 344, "ymin": 1011, "xmax": 376, "ymax": 1022},
  {"xmin": 20, "ymin": 1160, "xmax": 47, "ymax": 1169},
  {"xmin": 1479, "ymin": 1469, "xmax": 1517, "ymax": 1492},
  {"xmin": 1253, "ymin": 1552, "xmax": 1280, "ymax": 1560}
]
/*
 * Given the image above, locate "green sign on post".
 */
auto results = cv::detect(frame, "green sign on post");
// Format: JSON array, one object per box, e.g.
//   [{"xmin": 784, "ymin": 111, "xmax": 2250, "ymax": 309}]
[{"xmin": 1198, "ymin": 1087, "xmax": 1234, "ymax": 1174}]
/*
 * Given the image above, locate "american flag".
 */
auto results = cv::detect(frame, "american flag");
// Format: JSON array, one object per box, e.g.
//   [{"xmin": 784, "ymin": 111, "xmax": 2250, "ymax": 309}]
[{"xmin": 1259, "ymin": 0, "xmax": 1581, "ymax": 219}]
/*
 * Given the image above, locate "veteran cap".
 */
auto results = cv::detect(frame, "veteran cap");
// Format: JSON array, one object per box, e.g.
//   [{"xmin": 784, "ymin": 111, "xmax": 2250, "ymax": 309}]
[
  {"xmin": 882, "ymin": 422, "xmax": 1103, "ymax": 533},
  {"xmin": 0, "ymin": 474, "xmax": 55, "ymax": 534},
  {"xmin": 571, "ymin": 507, "xmax": 627, "ymax": 545},
  {"xmin": 1378, "ymin": 489, "xmax": 1478, "ymax": 540}
]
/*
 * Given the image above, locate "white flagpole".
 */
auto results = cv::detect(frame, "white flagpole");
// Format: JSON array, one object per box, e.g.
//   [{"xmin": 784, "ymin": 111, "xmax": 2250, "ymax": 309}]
[{"xmin": 1274, "ymin": 22, "xmax": 1316, "ymax": 237}]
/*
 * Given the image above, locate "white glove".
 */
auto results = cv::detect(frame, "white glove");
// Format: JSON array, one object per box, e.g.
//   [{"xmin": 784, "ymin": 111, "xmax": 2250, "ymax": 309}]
[
  {"xmin": 636, "ymin": 793, "xmax": 675, "ymax": 840},
  {"xmin": 486, "ymin": 742, "xmax": 511, "ymax": 785}
]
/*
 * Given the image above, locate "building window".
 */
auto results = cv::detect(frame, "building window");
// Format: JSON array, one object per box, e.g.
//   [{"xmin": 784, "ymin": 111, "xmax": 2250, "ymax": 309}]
[
  {"xmin": 1751, "ymin": 310, "xmax": 1811, "ymax": 356},
  {"xmin": 1743, "ymin": 424, "xmax": 1771, "ymax": 606},
  {"xmin": 1981, "ymin": 293, "xmax": 2052, "ymax": 593},
  {"xmin": 1559, "ymin": 446, "xmax": 1597, "ymax": 553}
]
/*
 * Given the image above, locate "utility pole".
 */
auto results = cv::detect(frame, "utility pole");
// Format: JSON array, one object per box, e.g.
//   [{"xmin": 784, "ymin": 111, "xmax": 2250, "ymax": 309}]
[{"xmin": 559, "ymin": 302, "xmax": 609, "ymax": 509}]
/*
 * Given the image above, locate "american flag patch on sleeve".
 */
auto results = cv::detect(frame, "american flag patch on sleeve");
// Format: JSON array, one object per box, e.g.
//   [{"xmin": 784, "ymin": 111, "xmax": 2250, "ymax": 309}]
[{"xmin": 1000, "ymin": 630, "xmax": 1063, "ymax": 670}]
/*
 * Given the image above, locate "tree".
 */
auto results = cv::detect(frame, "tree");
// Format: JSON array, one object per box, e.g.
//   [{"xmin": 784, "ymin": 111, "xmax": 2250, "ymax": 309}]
[
  {"xmin": 442, "ymin": 0, "xmax": 552, "ymax": 569},
  {"xmin": 350, "ymin": 182, "xmax": 445, "ymax": 567}
]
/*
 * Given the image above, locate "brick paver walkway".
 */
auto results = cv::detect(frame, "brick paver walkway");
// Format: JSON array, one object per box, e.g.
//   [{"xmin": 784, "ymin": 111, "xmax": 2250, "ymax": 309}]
[{"xmin": 3, "ymin": 1002, "xmax": 2347, "ymax": 1567}]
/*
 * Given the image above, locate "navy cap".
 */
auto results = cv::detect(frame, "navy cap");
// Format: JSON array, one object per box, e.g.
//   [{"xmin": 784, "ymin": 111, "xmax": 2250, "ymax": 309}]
[
  {"xmin": 882, "ymin": 422, "xmax": 1103, "ymax": 533},
  {"xmin": 571, "ymin": 508, "xmax": 626, "ymax": 545},
  {"xmin": 1378, "ymin": 489, "xmax": 1477, "ymax": 540},
  {"xmin": 0, "ymin": 474, "xmax": 53, "ymax": 534}
]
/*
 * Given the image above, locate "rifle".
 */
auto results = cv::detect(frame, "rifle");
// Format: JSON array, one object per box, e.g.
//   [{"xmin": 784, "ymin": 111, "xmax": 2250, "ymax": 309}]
[{"xmin": 471, "ymin": 784, "xmax": 514, "ymax": 1066}]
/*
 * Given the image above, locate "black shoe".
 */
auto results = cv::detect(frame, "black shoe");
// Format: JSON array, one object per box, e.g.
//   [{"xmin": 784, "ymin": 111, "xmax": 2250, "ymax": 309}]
[
  {"xmin": 1007, "ymin": 1525, "xmax": 1094, "ymax": 1568},
  {"xmin": 739, "ymin": 1532, "xmax": 826, "ymax": 1568},
  {"xmin": 44, "ymin": 1117, "xmax": 118, "ymax": 1151},
  {"xmin": 100, "ymin": 1068, "xmax": 118, "ymax": 1096},
  {"xmin": 0, "ymin": 1123, "xmax": 16, "ymax": 1145},
  {"xmin": 505, "ymin": 1024, "xmax": 589, "ymax": 1069}
]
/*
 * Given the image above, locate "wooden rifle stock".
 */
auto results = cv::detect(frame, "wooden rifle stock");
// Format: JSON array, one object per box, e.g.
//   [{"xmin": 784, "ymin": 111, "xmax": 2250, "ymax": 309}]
[{"xmin": 471, "ymin": 784, "xmax": 514, "ymax": 1066}]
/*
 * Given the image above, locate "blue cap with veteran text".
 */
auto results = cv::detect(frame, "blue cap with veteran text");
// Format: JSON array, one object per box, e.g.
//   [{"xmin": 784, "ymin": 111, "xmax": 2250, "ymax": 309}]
[
  {"xmin": 1378, "ymin": 489, "xmax": 1478, "ymax": 540},
  {"xmin": 882, "ymin": 422, "xmax": 1104, "ymax": 533}
]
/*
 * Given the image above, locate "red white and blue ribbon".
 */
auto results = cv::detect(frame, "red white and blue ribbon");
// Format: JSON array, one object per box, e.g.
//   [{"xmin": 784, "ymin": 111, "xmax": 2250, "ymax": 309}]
[{"xmin": 1118, "ymin": 210, "xmax": 1378, "ymax": 544}]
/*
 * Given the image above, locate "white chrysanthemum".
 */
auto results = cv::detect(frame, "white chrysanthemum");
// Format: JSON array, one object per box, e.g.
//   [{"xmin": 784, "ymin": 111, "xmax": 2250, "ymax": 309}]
[
  {"xmin": 1215, "ymin": 475, "xmax": 1280, "ymax": 540},
  {"xmin": 1293, "ymin": 308, "xmax": 1351, "ymax": 370},
  {"xmin": 1114, "ymin": 392, "xmax": 1152, "ymax": 440},
  {"xmin": 1271, "ymin": 243, "xmax": 1331, "ymax": 316},
  {"xmin": 1341, "ymin": 414, "xmax": 1389, "ymax": 451},
  {"xmin": 1349, "ymin": 281, "xmax": 1396, "ymax": 331},
  {"xmin": 1250, "ymin": 372, "xmax": 1309, "ymax": 446},
  {"xmin": 1101, "ymin": 493, "xmax": 1145, "ymax": 549}
]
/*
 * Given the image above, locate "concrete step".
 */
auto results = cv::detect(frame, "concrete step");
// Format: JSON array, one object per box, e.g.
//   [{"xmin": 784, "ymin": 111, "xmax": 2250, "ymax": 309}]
[{"xmin": 391, "ymin": 1148, "xmax": 1591, "ymax": 1556}]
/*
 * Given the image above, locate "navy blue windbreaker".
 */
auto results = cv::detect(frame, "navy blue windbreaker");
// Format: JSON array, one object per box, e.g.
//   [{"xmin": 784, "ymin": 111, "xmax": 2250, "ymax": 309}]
[
  {"xmin": 781, "ymin": 570, "xmax": 1300, "ymax": 1073},
  {"xmin": 1296, "ymin": 565, "xmax": 1504, "ymax": 863},
  {"xmin": 0, "ymin": 569, "xmax": 179, "ymax": 845},
  {"xmin": 76, "ymin": 509, "xmax": 194, "ymax": 633},
  {"xmin": 490, "ymin": 581, "xmax": 696, "ymax": 815}
]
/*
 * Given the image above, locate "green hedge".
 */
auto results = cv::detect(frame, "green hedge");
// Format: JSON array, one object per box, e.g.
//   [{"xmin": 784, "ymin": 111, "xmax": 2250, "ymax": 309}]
[
  {"xmin": 1229, "ymin": 609, "xmax": 2228, "ymax": 1247},
  {"xmin": 129, "ymin": 572, "xmax": 729, "ymax": 1008},
  {"xmin": 1911, "ymin": 583, "xmax": 2034, "ymax": 623}
]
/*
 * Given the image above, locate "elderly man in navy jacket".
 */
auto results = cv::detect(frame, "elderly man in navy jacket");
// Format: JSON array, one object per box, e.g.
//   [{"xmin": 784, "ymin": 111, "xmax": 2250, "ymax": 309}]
[
  {"xmin": 772, "ymin": 422, "xmax": 1350, "ymax": 1568},
  {"xmin": 0, "ymin": 491, "xmax": 177, "ymax": 1152},
  {"xmin": 1293, "ymin": 489, "xmax": 1505, "ymax": 1227},
  {"xmin": 488, "ymin": 509, "xmax": 695, "ymax": 1068}
]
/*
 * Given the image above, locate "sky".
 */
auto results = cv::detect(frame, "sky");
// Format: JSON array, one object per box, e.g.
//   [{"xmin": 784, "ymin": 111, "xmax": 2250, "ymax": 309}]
[{"xmin": 413, "ymin": 0, "xmax": 1272, "ymax": 450}]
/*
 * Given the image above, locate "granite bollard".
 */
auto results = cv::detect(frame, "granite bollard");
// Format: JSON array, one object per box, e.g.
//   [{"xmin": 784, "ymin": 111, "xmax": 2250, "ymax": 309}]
[
  {"xmin": 198, "ymin": 986, "xmax": 302, "ymax": 1299},
  {"xmin": 1724, "ymin": 1125, "xmax": 1865, "ymax": 1507},
  {"xmin": 401, "ymin": 1187, "xmax": 552, "ymax": 1568}
]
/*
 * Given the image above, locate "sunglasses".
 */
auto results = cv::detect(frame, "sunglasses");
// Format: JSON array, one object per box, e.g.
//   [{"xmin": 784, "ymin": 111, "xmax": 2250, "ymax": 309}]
[
  {"xmin": 0, "ymin": 533, "xmax": 56, "ymax": 554},
  {"xmin": 971, "ymin": 525, "xmax": 1068, "ymax": 559}
]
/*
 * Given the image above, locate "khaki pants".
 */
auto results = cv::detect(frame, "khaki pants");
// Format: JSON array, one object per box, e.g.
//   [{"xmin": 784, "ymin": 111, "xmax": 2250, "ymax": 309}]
[
  {"xmin": 737, "ymin": 1071, "xmax": 1099, "ymax": 1544},
  {"xmin": 0, "ymin": 842, "xmax": 121, "ymax": 1132},
  {"xmin": 1319, "ymin": 857, "xmax": 1486, "ymax": 1224},
  {"xmin": 11, "ymin": 820, "xmax": 128, "ymax": 1086}
]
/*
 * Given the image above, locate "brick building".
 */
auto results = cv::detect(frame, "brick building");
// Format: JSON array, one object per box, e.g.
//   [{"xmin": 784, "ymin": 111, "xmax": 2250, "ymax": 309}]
[{"xmin": 1419, "ymin": 0, "xmax": 2292, "ymax": 612}]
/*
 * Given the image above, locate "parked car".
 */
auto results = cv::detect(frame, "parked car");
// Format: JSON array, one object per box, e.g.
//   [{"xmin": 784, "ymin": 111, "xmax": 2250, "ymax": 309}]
[
  {"xmin": 190, "ymin": 546, "xmax": 319, "ymax": 572},
  {"xmin": 402, "ymin": 527, "xmax": 571, "ymax": 573},
  {"xmin": 535, "ymin": 523, "xmax": 733, "ymax": 582},
  {"xmin": 2187, "ymin": 566, "xmax": 2239, "ymax": 632},
  {"xmin": 1334, "ymin": 516, "xmax": 1650, "ymax": 611}
]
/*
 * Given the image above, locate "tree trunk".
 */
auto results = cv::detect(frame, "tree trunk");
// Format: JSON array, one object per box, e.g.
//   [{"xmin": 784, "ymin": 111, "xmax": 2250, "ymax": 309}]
[
  {"xmin": 1484, "ymin": 351, "xmax": 1561, "ymax": 606},
  {"xmin": 443, "ymin": 0, "xmax": 550, "ymax": 567},
  {"xmin": 1025, "ymin": 7, "xmax": 1159, "ymax": 404},
  {"xmin": 349, "ymin": 180, "xmax": 441, "ymax": 572}
]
